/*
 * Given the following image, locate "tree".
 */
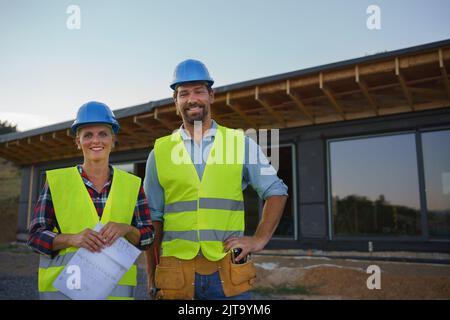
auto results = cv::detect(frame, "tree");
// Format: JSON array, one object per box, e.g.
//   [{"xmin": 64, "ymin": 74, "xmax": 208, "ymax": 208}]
[{"xmin": 0, "ymin": 120, "xmax": 17, "ymax": 135}]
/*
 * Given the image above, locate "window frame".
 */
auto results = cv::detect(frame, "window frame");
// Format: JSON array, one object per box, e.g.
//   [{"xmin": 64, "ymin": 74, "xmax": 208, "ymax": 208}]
[
  {"xmin": 326, "ymin": 130, "xmax": 426, "ymax": 241},
  {"xmin": 419, "ymin": 127, "xmax": 450, "ymax": 240},
  {"xmin": 259, "ymin": 142, "xmax": 298, "ymax": 240}
]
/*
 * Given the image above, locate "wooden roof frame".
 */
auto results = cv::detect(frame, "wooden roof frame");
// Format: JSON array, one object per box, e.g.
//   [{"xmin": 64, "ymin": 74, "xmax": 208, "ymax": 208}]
[{"xmin": 1, "ymin": 39, "xmax": 450, "ymax": 165}]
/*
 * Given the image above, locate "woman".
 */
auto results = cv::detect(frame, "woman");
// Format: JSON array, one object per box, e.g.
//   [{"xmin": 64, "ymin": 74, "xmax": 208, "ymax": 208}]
[{"xmin": 28, "ymin": 101, "xmax": 153, "ymax": 300}]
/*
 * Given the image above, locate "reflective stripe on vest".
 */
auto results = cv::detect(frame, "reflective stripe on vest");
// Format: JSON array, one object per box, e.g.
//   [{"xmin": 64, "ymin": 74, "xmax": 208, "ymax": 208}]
[
  {"xmin": 165, "ymin": 198, "xmax": 244, "ymax": 214},
  {"xmin": 39, "ymin": 284, "xmax": 136, "ymax": 300},
  {"xmin": 38, "ymin": 166, "xmax": 141, "ymax": 300},
  {"xmin": 154, "ymin": 125, "xmax": 245, "ymax": 261}
]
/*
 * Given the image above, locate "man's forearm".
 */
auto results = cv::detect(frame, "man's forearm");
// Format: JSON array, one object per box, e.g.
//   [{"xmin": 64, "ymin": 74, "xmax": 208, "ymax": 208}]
[
  {"xmin": 254, "ymin": 195, "xmax": 288, "ymax": 245},
  {"xmin": 145, "ymin": 221, "xmax": 163, "ymax": 275}
]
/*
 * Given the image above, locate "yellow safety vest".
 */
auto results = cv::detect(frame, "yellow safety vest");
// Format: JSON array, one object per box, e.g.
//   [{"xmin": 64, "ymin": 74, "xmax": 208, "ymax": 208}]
[
  {"xmin": 38, "ymin": 166, "xmax": 141, "ymax": 300},
  {"xmin": 154, "ymin": 124, "xmax": 245, "ymax": 261}
]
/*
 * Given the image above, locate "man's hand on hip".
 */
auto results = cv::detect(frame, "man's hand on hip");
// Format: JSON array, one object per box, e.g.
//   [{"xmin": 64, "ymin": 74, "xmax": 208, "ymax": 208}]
[{"xmin": 223, "ymin": 236, "xmax": 266, "ymax": 263}]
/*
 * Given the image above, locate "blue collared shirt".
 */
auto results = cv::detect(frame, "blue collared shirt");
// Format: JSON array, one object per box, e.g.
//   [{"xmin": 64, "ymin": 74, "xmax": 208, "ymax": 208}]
[{"xmin": 144, "ymin": 121, "xmax": 288, "ymax": 222}]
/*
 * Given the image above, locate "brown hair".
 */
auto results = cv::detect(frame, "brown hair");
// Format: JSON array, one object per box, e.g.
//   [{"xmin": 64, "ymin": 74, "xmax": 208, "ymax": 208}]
[{"xmin": 173, "ymin": 81, "xmax": 213, "ymax": 101}]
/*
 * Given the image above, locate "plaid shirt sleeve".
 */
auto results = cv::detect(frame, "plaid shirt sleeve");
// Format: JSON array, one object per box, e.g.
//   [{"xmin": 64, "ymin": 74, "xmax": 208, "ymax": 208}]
[
  {"xmin": 130, "ymin": 186, "xmax": 154, "ymax": 250},
  {"xmin": 27, "ymin": 182, "xmax": 60, "ymax": 258}
]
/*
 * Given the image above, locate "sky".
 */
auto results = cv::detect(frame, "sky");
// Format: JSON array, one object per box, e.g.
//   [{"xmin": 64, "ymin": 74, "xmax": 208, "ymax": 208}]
[{"xmin": 1, "ymin": 0, "xmax": 450, "ymax": 131}]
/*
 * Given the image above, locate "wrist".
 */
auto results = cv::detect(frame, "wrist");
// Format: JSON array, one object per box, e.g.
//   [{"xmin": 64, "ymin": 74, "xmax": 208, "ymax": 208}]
[
  {"xmin": 65, "ymin": 234, "xmax": 75, "ymax": 248},
  {"xmin": 126, "ymin": 224, "xmax": 134, "ymax": 236},
  {"xmin": 253, "ymin": 234, "xmax": 269, "ymax": 249}
]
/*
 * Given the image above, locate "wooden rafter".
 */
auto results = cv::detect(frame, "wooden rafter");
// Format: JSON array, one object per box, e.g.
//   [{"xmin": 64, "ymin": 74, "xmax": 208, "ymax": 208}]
[
  {"xmin": 210, "ymin": 108, "xmax": 225, "ymax": 125},
  {"xmin": 355, "ymin": 66, "xmax": 379, "ymax": 116},
  {"xmin": 133, "ymin": 116, "xmax": 158, "ymax": 135},
  {"xmin": 439, "ymin": 49, "xmax": 450, "ymax": 100},
  {"xmin": 395, "ymin": 58, "xmax": 414, "ymax": 111},
  {"xmin": 2, "ymin": 45, "xmax": 450, "ymax": 166},
  {"xmin": 254, "ymin": 86, "xmax": 285, "ymax": 126},
  {"xmin": 5, "ymin": 142, "xmax": 36, "ymax": 162},
  {"xmin": 39, "ymin": 134, "xmax": 64, "ymax": 149},
  {"xmin": 25, "ymin": 138, "xmax": 55, "ymax": 158},
  {"xmin": 409, "ymin": 87, "xmax": 447, "ymax": 96},
  {"xmin": 226, "ymin": 92, "xmax": 258, "ymax": 128},
  {"xmin": 286, "ymin": 80, "xmax": 315, "ymax": 124},
  {"xmin": 154, "ymin": 108, "xmax": 177, "ymax": 131},
  {"xmin": 52, "ymin": 132, "xmax": 75, "ymax": 148},
  {"xmin": 0, "ymin": 147, "xmax": 27, "ymax": 163},
  {"xmin": 319, "ymin": 73, "xmax": 346, "ymax": 120},
  {"xmin": 119, "ymin": 124, "xmax": 150, "ymax": 144}
]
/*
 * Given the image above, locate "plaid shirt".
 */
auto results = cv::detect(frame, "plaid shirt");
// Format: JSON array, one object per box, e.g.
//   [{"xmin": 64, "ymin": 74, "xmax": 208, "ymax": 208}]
[{"xmin": 28, "ymin": 165, "xmax": 153, "ymax": 257}]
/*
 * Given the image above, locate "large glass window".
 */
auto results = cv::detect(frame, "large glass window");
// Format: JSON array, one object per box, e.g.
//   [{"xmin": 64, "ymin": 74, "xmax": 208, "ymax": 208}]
[
  {"xmin": 329, "ymin": 133, "xmax": 422, "ymax": 237},
  {"xmin": 422, "ymin": 130, "xmax": 450, "ymax": 239}
]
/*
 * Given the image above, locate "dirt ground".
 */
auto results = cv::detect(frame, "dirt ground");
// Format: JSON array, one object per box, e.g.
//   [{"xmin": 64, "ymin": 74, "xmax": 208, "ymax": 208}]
[
  {"xmin": 1, "ymin": 244, "xmax": 449, "ymax": 300},
  {"xmin": 1, "ymin": 159, "xmax": 449, "ymax": 300},
  {"xmin": 250, "ymin": 254, "xmax": 450, "ymax": 299}
]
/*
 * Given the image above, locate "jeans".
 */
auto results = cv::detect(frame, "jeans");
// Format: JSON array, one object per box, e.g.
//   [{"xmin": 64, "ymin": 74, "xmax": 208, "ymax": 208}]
[{"xmin": 194, "ymin": 272, "xmax": 252, "ymax": 300}]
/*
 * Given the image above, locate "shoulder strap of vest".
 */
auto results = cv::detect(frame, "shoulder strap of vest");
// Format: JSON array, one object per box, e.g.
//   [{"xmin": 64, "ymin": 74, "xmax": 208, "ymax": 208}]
[
  {"xmin": 155, "ymin": 130, "xmax": 181, "ymax": 146},
  {"xmin": 112, "ymin": 167, "xmax": 142, "ymax": 186}
]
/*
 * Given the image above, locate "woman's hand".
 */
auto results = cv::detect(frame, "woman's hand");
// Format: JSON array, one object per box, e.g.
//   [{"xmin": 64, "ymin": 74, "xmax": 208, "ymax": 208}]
[
  {"xmin": 69, "ymin": 228, "xmax": 106, "ymax": 252},
  {"xmin": 99, "ymin": 222, "xmax": 132, "ymax": 246}
]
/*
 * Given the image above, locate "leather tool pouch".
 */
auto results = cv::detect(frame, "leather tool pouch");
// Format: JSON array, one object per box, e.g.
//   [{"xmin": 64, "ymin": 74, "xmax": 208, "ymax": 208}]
[
  {"xmin": 155, "ymin": 253, "xmax": 256, "ymax": 299},
  {"xmin": 218, "ymin": 253, "xmax": 257, "ymax": 297},
  {"xmin": 155, "ymin": 256, "xmax": 195, "ymax": 300}
]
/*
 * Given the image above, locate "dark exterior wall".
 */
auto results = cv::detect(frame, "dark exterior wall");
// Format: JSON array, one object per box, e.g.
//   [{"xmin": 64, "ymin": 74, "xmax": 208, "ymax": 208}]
[
  {"xmin": 271, "ymin": 107, "xmax": 450, "ymax": 253},
  {"xmin": 297, "ymin": 140, "xmax": 327, "ymax": 239},
  {"xmin": 16, "ymin": 165, "xmax": 39, "ymax": 241}
]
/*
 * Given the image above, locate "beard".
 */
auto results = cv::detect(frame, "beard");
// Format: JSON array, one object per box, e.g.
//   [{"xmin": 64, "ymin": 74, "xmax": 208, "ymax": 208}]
[{"xmin": 182, "ymin": 103, "xmax": 210, "ymax": 125}]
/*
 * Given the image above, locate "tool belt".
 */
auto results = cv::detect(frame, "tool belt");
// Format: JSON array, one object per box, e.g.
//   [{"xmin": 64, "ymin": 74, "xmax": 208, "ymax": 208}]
[{"xmin": 155, "ymin": 252, "xmax": 256, "ymax": 300}]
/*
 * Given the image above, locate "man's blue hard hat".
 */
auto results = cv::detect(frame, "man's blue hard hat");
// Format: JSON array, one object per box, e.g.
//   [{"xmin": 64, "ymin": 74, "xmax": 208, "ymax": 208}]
[
  {"xmin": 170, "ymin": 59, "xmax": 214, "ymax": 90},
  {"xmin": 71, "ymin": 101, "xmax": 120, "ymax": 134}
]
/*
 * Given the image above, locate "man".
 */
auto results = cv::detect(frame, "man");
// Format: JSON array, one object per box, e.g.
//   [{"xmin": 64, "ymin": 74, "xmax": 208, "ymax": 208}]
[{"xmin": 144, "ymin": 59, "xmax": 288, "ymax": 300}]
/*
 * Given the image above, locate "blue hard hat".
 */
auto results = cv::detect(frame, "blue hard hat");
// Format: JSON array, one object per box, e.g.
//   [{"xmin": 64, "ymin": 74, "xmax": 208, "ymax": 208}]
[
  {"xmin": 170, "ymin": 59, "xmax": 214, "ymax": 90},
  {"xmin": 71, "ymin": 101, "xmax": 120, "ymax": 134}
]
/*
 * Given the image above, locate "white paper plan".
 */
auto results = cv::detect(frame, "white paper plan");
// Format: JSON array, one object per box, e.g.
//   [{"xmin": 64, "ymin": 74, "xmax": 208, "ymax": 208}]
[{"xmin": 53, "ymin": 222, "xmax": 141, "ymax": 300}]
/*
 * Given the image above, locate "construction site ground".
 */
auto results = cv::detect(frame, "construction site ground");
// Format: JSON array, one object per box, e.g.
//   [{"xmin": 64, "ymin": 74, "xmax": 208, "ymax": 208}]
[{"xmin": 1, "ymin": 243, "xmax": 449, "ymax": 300}]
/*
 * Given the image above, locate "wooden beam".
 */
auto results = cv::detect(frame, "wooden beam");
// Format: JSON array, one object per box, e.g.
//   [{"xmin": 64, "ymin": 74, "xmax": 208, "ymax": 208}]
[
  {"xmin": 0, "ymin": 142, "xmax": 32, "ymax": 163},
  {"xmin": 355, "ymin": 66, "xmax": 379, "ymax": 116},
  {"xmin": 319, "ymin": 73, "xmax": 346, "ymax": 120},
  {"xmin": 0, "ymin": 146, "xmax": 28, "ymax": 163},
  {"xmin": 52, "ymin": 132, "xmax": 75, "ymax": 148},
  {"xmin": 133, "ymin": 115, "xmax": 159, "ymax": 136},
  {"xmin": 154, "ymin": 108, "xmax": 177, "ymax": 131},
  {"xmin": 6, "ymin": 142, "xmax": 37, "ymax": 162},
  {"xmin": 286, "ymin": 80, "xmax": 315, "ymax": 124},
  {"xmin": 209, "ymin": 108, "xmax": 225, "ymax": 125},
  {"xmin": 409, "ymin": 87, "xmax": 447, "ymax": 96},
  {"xmin": 119, "ymin": 124, "xmax": 150, "ymax": 144},
  {"xmin": 24, "ymin": 137, "xmax": 56, "ymax": 158},
  {"xmin": 39, "ymin": 134, "xmax": 62, "ymax": 148},
  {"xmin": 254, "ymin": 86, "xmax": 285, "ymax": 126},
  {"xmin": 226, "ymin": 93, "xmax": 258, "ymax": 128},
  {"xmin": 395, "ymin": 58, "xmax": 414, "ymax": 111},
  {"xmin": 439, "ymin": 49, "xmax": 450, "ymax": 100}
]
